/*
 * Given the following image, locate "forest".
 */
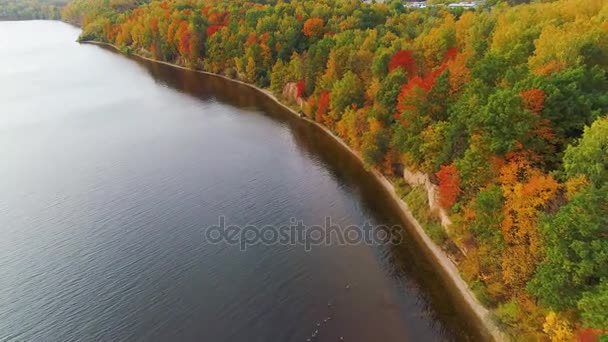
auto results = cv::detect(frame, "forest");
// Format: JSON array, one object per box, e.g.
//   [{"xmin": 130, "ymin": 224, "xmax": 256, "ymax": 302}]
[
  {"xmin": 60, "ymin": 0, "xmax": 608, "ymax": 340},
  {"xmin": 0, "ymin": 0, "xmax": 67, "ymax": 20}
]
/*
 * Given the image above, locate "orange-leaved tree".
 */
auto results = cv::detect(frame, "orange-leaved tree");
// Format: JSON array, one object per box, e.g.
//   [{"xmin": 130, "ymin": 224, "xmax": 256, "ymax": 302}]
[
  {"xmin": 499, "ymin": 156, "xmax": 559, "ymax": 291},
  {"xmin": 302, "ymin": 17, "xmax": 324, "ymax": 37}
]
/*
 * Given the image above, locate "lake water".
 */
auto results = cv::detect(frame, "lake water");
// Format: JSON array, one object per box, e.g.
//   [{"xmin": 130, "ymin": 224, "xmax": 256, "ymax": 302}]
[{"xmin": 0, "ymin": 21, "xmax": 486, "ymax": 341}]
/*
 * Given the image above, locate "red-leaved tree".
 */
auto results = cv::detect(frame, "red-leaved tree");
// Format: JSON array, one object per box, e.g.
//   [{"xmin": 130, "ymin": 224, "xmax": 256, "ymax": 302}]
[
  {"xmin": 436, "ymin": 164, "xmax": 461, "ymax": 208},
  {"xmin": 388, "ymin": 50, "xmax": 417, "ymax": 75},
  {"xmin": 207, "ymin": 25, "xmax": 222, "ymax": 37},
  {"xmin": 295, "ymin": 81, "xmax": 305, "ymax": 98}
]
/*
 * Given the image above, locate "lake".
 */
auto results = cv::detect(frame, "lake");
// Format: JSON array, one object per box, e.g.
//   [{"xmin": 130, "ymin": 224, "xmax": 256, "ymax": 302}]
[{"xmin": 0, "ymin": 21, "xmax": 486, "ymax": 341}]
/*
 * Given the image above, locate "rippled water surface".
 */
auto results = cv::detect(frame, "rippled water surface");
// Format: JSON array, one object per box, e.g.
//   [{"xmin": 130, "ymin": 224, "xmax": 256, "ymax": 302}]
[{"xmin": 0, "ymin": 21, "xmax": 486, "ymax": 341}]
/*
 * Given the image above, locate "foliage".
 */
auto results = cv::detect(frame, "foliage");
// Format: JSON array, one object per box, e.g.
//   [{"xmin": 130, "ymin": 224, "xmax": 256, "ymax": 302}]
[
  {"xmin": 302, "ymin": 17, "xmax": 324, "ymax": 38},
  {"xmin": 578, "ymin": 281, "xmax": 608, "ymax": 330},
  {"xmin": 388, "ymin": 50, "xmax": 417, "ymax": 76},
  {"xmin": 376, "ymin": 68, "xmax": 407, "ymax": 119},
  {"xmin": 495, "ymin": 299, "xmax": 519, "ymax": 327},
  {"xmin": 436, "ymin": 163, "xmax": 461, "ymax": 208},
  {"xmin": 329, "ymin": 71, "xmax": 364, "ymax": 123},
  {"xmin": 563, "ymin": 116, "xmax": 608, "ymax": 187},
  {"xmin": 542, "ymin": 311, "xmax": 574, "ymax": 342},
  {"xmin": 529, "ymin": 185, "xmax": 608, "ymax": 316},
  {"xmin": 499, "ymin": 157, "xmax": 558, "ymax": 291}
]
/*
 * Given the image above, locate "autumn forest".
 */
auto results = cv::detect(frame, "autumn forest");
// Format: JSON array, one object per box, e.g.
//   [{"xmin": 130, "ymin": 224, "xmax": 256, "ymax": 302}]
[
  {"xmin": 0, "ymin": 0, "xmax": 65, "ymax": 20},
  {"xmin": 14, "ymin": 0, "xmax": 608, "ymax": 339}
]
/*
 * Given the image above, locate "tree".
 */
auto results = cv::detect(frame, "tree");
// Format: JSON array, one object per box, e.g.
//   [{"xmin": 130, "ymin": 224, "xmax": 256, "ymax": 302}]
[
  {"xmin": 320, "ymin": 47, "xmax": 351, "ymax": 89},
  {"xmin": 469, "ymin": 185, "xmax": 504, "ymax": 243},
  {"xmin": 287, "ymin": 51, "xmax": 304, "ymax": 83},
  {"xmin": 529, "ymin": 185, "xmax": 608, "ymax": 314},
  {"xmin": 516, "ymin": 66, "xmax": 608, "ymax": 144},
  {"xmin": 302, "ymin": 17, "xmax": 324, "ymax": 37},
  {"xmin": 578, "ymin": 281, "xmax": 608, "ymax": 329},
  {"xmin": 520, "ymin": 89, "xmax": 545, "ymax": 115},
  {"xmin": 329, "ymin": 71, "xmax": 364, "ymax": 123},
  {"xmin": 563, "ymin": 116, "xmax": 608, "ymax": 187},
  {"xmin": 426, "ymin": 70, "xmax": 450, "ymax": 122},
  {"xmin": 388, "ymin": 50, "xmax": 416, "ymax": 76},
  {"xmin": 436, "ymin": 163, "xmax": 461, "ymax": 208},
  {"xmin": 376, "ymin": 68, "xmax": 407, "ymax": 119},
  {"xmin": 304, "ymin": 36, "xmax": 335, "ymax": 94},
  {"xmin": 316, "ymin": 90, "xmax": 331, "ymax": 123},
  {"xmin": 371, "ymin": 49, "xmax": 392, "ymax": 78},
  {"xmin": 446, "ymin": 50, "xmax": 470, "ymax": 95},
  {"xmin": 542, "ymin": 312, "xmax": 574, "ymax": 342},
  {"xmin": 500, "ymin": 157, "xmax": 558, "ymax": 291},
  {"xmin": 419, "ymin": 122, "xmax": 450, "ymax": 172},
  {"xmin": 270, "ymin": 59, "xmax": 286, "ymax": 94},
  {"xmin": 176, "ymin": 20, "xmax": 191, "ymax": 57},
  {"xmin": 454, "ymin": 136, "xmax": 498, "ymax": 194},
  {"xmin": 392, "ymin": 75, "xmax": 433, "ymax": 168},
  {"xmin": 246, "ymin": 55, "xmax": 257, "ymax": 83},
  {"xmin": 476, "ymin": 88, "xmax": 536, "ymax": 155},
  {"xmin": 529, "ymin": 19, "xmax": 606, "ymax": 75},
  {"xmin": 361, "ymin": 118, "xmax": 389, "ymax": 166},
  {"xmin": 336, "ymin": 107, "xmax": 367, "ymax": 149}
]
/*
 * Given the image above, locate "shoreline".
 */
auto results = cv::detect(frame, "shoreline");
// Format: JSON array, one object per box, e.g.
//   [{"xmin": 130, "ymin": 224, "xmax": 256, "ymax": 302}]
[{"xmin": 83, "ymin": 40, "xmax": 505, "ymax": 341}]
